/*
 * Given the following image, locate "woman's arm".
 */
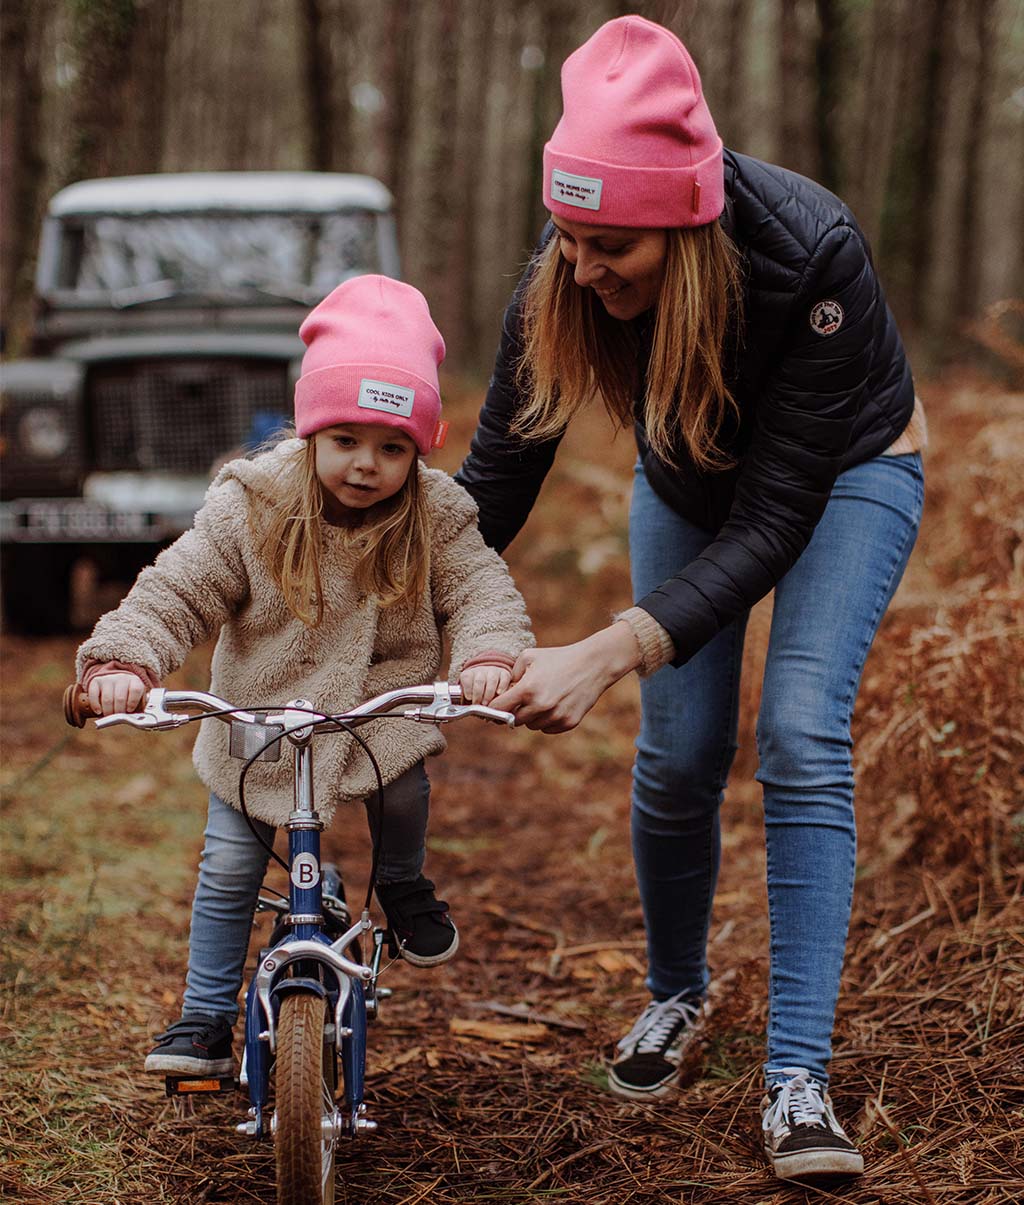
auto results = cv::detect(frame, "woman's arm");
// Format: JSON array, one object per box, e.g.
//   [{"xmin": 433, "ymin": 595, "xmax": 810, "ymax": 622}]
[
  {"xmin": 490, "ymin": 621, "xmax": 642, "ymax": 732},
  {"xmin": 454, "ymin": 227, "xmax": 563, "ymax": 553}
]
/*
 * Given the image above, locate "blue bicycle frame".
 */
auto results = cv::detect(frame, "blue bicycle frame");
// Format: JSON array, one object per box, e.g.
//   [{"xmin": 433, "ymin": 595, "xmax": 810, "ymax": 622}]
[{"xmin": 239, "ymin": 697, "xmax": 382, "ymax": 1141}]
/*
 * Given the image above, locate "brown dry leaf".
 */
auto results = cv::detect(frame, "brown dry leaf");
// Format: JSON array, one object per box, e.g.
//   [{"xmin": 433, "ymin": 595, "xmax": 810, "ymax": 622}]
[
  {"xmin": 113, "ymin": 775, "xmax": 159, "ymax": 806},
  {"xmin": 591, "ymin": 949, "xmax": 644, "ymax": 974},
  {"xmin": 449, "ymin": 1018, "xmax": 549, "ymax": 1044},
  {"xmin": 374, "ymin": 1046, "xmax": 425, "ymax": 1073}
]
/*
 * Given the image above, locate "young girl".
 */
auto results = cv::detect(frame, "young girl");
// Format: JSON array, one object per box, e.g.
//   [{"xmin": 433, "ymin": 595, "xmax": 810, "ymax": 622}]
[{"xmin": 75, "ymin": 275, "xmax": 534, "ymax": 1077}]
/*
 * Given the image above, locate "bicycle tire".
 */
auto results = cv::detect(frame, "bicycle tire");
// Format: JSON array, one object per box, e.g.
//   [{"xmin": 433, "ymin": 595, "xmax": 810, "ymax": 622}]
[{"xmin": 274, "ymin": 993, "xmax": 337, "ymax": 1205}]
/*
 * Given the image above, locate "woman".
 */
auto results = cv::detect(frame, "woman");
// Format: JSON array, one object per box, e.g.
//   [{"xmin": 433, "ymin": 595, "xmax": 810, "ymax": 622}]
[{"xmin": 456, "ymin": 15, "xmax": 925, "ymax": 1186}]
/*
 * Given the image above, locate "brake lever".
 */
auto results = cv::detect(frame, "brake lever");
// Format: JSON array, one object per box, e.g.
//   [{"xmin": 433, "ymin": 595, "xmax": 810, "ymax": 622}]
[
  {"xmin": 94, "ymin": 688, "xmax": 192, "ymax": 731},
  {"xmin": 402, "ymin": 703, "xmax": 515, "ymax": 727}
]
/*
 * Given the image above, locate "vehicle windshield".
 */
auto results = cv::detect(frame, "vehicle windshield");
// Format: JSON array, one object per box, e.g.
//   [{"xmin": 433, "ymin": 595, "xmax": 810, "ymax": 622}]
[{"xmin": 53, "ymin": 212, "xmax": 380, "ymax": 302}]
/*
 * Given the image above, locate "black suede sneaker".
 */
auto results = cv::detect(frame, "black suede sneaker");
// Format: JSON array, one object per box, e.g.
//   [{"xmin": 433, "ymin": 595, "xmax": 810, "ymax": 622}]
[
  {"xmin": 607, "ymin": 991, "xmax": 702, "ymax": 1100},
  {"xmin": 144, "ymin": 1014, "xmax": 234, "ymax": 1076},
  {"xmin": 761, "ymin": 1068, "xmax": 864, "ymax": 1183},
  {"xmin": 375, "ymin": 875, "xmax": 459, "ymax": 967}
]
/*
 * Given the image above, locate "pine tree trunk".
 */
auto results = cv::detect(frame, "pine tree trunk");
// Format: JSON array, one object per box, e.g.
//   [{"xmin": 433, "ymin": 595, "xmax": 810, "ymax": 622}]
[{"xmin": 0, "ymin": 0, "xmax": 51, "ymax": 351}]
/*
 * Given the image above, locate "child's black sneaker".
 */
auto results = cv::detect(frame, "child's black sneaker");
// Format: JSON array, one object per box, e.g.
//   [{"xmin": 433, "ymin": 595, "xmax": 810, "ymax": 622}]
[
  {"xmin": 607, "ymin": 991, "xmax": 702, "ymax": 1099},
  {"xmin": 375, "ymin": 875, "xmax": 459, "ymax": 967},
  {"xmin": 144, "ymin": 1014, "xmax": 234, "ymax": 1076},
  {"xmin": 761, "ymin": 1068, "xmax": 864, "ymax": 1183}
]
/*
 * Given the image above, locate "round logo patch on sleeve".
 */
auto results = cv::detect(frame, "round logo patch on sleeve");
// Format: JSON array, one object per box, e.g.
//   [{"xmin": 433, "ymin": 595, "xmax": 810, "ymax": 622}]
[{"xmin": 810, "ymin": 299, "xmax": 844, "ymax": 336}]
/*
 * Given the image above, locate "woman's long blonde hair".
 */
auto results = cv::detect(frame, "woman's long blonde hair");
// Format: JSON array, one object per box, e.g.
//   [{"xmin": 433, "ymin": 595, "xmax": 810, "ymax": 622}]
[
  {"xmin": 513, "ymin": 221, "xmax": 743, "ymax": 471},
  {"xmin": 254, "ymin": 436, "xmax": 431, "ymax": 626}
]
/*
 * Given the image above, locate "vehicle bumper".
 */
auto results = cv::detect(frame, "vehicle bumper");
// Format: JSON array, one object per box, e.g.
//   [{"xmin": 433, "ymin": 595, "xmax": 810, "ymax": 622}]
[{"xmin": 0, "ymin": 498, "xmax": 193, "ymax": 543}]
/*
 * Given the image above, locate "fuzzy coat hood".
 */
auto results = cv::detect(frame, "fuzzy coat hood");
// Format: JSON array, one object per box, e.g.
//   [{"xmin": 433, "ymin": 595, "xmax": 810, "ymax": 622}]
[{"xmin": 77, "ymin": 440, "xmax": 533, "ymax": 826}]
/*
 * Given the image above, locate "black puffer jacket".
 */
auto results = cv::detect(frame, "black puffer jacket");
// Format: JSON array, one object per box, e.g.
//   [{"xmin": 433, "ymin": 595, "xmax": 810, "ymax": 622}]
[{"xmin": 456, "ymin": 150, "xmax": 916, "ymax": 665}]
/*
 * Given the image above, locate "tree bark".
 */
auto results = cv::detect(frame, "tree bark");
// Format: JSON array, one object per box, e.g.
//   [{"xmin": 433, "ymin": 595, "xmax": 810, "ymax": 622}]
[
  {"xmin": 955, "ymin": 0, "xmax": 996, "ymax": 323},
  {"xmin": 299, "ymin": 0, "xmax": 335, "ymax": 170},
  {"xmin": 63, "ymin": 0, "xmax": 139, "ymax": 184},
  {"xmin": 813, "ymin": 0, "xmax": 844, "ymax": 193},
  {"xmin": 0, "ymin": 0, "xmax": 51, "ymax": 351}
]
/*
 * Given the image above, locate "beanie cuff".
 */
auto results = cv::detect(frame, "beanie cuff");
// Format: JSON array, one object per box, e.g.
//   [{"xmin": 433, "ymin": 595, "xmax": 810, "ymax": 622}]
[
  {"xmin": 544, "ymin": 142, "xmax": 724, "ymax": 228},
  {"xmin": 294, "ymin": 362, "xmax": 441, "ymax": 455}
]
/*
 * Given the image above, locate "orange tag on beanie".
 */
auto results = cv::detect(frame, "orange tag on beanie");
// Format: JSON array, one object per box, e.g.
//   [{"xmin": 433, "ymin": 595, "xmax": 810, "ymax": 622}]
[{"xmin": 431, "ymin": 420, "xmax": 449, "ymax": 449}]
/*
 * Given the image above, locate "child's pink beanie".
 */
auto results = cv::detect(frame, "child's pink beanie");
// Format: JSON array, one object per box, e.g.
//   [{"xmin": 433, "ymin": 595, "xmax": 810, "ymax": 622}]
[
  {"xmin": 543, "ymin": 16, "xmax": 724, "ymax": 228},
  {"xmin": 294, "ymin": 275, "xmax": 445, "ymax": 455}
]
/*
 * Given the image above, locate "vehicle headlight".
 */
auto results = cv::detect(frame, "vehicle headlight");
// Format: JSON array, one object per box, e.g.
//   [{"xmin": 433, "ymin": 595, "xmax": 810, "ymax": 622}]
[{"xmin": 18, "ymin": 407, "xmax": 72, "ymax": 458}]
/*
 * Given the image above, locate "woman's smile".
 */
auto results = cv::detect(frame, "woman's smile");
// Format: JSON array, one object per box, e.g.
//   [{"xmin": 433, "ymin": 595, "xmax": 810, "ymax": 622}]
[{"xmin": 551, "ymin": 216, "xmax": 668, "ymax": 319}]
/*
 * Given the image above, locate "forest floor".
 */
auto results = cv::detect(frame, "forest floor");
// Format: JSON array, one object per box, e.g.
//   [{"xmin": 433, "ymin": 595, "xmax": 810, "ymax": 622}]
[{"xmin": 2, "ymin": 370, "xmax": 1022, "ymax": 1204}]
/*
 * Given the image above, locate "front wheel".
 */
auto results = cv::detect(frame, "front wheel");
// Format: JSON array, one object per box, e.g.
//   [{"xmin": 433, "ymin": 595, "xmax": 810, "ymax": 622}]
[{"xmin": 274, "ymin": 993, "xmax": 337, "ymax": 1205}]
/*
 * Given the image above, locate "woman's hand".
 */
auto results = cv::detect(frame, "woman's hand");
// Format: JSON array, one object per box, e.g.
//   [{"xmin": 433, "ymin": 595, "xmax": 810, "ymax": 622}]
[
  {"xmin": 490, "ymin": 622, "xmax": 642, "ymax": 733},
  {"xmin": 87, "ymin": 671, "xmax": 149, "ymax": 716},
  {"xmin": 459, "ymin": 664, "xmax": 513, "ymax": 706}
]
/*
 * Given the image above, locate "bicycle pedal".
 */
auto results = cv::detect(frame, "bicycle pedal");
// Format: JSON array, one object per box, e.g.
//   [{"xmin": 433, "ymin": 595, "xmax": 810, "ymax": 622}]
[{"xmin": 164, "ymin": 1074, "xmax": 237, "ymax": 1097}]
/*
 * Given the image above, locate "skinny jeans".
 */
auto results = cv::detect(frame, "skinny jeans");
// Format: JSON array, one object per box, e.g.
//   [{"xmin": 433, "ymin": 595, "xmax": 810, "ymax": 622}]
[
  {"xmin": 628, "ymin": 452, "xmax": 923, "ymax": 1086},
  {"xmin": 182, "ymin": 761, "xmax": 430, "ymax": 1021}
]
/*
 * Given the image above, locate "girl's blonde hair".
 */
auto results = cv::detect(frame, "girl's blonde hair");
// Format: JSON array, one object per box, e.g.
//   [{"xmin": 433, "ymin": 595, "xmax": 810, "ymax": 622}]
[
  {"xmin": 513, "ymin": 222, "xmax": 743, "ymax": 471},
  {"xmin": 254, "ymin": 435, "xmax": 431, "ymax": 626}
]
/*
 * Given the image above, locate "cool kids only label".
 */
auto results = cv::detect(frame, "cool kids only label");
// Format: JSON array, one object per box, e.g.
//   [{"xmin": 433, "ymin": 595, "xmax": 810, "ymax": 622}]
[{"xmin": 358, "ymin": 378, "xmax": 416, "ymax": 417}]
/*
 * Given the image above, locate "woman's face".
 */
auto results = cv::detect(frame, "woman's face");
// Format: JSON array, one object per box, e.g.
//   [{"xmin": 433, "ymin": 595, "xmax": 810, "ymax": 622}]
[{"xmin": 552, "ymin": 216, "xmax": 668, "ymax": 320}]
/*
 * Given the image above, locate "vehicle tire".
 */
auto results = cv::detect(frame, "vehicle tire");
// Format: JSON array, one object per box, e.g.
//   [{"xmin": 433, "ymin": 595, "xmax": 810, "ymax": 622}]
[
  {"xmin": 274, "ymin": 993, "xmax": 337, "ymax": 1205},
  {"xmin": 1, "ymin": 544, "xmax": 77, "ymax": 635}
]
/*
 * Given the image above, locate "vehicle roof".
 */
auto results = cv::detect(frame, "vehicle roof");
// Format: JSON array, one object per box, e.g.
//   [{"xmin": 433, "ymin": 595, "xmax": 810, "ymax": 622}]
[{"xmin": 48, "ymin": 172, "xmax": 393, "ymax": 217}]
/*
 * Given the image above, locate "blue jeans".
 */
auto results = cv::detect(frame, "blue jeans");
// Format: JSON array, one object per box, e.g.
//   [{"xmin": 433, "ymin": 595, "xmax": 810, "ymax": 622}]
[
  {"xmin": 629, "ymin": 453, "xmax": 923, "ymax": 1085},
  {"xmin": 182, "ymin": 761, "xmax": 431, "ymax": 1021}
]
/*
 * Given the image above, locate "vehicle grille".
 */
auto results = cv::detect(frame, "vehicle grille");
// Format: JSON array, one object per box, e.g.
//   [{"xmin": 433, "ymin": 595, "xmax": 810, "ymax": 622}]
[{"xmin": 89, "ymin": 359, "xmax": 291, "ymax": 473}]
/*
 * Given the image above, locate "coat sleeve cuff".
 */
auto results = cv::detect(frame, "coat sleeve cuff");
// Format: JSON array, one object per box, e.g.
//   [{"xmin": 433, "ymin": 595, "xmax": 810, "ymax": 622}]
[
  {"xmin": 614, "ymin": 607, "xmax": 676, "ymax": 677},
  {"xmin": 79, "ymin": 659, "xmax": 161, "ymax": 691},
  {"xmin": 459, "ymin": 650, "xmax": 517, "ymax": 673}
]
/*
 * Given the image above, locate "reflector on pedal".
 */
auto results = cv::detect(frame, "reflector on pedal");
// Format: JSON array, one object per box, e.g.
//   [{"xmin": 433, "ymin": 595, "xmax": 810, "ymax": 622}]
[{"xmin": 165, "ymin": 1075, "xmax": 236, "ymax": 1095}]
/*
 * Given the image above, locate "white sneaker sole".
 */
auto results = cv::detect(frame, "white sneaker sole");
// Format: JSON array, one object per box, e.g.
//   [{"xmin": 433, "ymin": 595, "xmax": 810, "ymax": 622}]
[
  {"xmin": 768, "ymin": 1145, "xmax": 865, "ymax": 1183},
  {"xmin": 144, "ymin": 1053, "xmax": 235, "ymax": 1076},
  {"xmin": 398, "ymin": 924, "xmax": 459, "ymax": 968},
  {"xmin": 606, "ymin": 1066, "xmax": 681, "ymax": 1101}
]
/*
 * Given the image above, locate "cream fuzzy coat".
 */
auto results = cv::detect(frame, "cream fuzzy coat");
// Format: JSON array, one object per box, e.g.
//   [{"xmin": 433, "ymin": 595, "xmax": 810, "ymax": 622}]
[{"xmin": 76, "ymin": 441, "xmax": 534, "ymax": 826}]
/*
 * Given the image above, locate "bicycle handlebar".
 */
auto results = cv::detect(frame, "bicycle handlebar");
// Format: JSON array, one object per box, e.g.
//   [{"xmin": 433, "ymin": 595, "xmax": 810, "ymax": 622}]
[{"xmin": 63, "ymin": 681, "xmax": 515, "ymax": 731}]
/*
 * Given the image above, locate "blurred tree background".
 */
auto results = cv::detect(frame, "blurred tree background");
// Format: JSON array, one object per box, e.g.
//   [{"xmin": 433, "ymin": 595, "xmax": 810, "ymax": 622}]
[{"xmin": 2, "ymin": 0, "xmax": 1023, "ymax": 372}]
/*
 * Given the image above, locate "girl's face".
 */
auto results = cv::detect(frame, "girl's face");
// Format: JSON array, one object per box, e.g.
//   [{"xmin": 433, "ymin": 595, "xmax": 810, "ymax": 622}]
[
  {"xmin": 552, "ymin": 216, "xmax": 668, "ymax": 320},
  {"xmin": 313, "ymin": 423, "xmax": 416, "ymax": 521}
]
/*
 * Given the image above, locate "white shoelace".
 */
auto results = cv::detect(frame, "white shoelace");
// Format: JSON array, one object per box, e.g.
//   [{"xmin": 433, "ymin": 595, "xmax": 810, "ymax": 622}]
[
  {"xmin": 616, "ymin": 992, "xmax": 700, "ymax": 1056},
  {"xmin": 762, "ymin": 1068, "xmax": 829, "ymax": 1136}
]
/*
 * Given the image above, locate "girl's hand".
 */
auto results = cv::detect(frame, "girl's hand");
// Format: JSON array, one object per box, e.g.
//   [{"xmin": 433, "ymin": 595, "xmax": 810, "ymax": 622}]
[
  {"xmin": 460, "ymin": 664, "xmax": 513, "ymax": 706},
  {"xmin": 87, "ymin": 671, "xmax": 149, "ymax": 717},
  {"xmin": 490, "ymin": 622, "xmax": 642, "ymax": 733}
]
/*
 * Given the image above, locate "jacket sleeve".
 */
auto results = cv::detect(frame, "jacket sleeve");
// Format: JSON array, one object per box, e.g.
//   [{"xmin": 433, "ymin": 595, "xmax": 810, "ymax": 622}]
[
  {"xmin": 426, "ymin": 475, "xmax": 535, "ymax": 674},
  {"xmin": 74, "ymin": 479, "xmax": 251, "ymax": 682},
  {"xmin": 454, "ymin": 236, "xmax": 564, "ymax": 553},
  {"xmin": 637, "ymin": 223, "xmax": 878, "ymax": 665}
]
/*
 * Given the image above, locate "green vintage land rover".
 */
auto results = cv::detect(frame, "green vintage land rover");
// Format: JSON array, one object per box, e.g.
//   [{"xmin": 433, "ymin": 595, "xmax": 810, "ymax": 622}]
[{"xmin": 1, "ymin": 171, "xmax": 399, "ymax": 632}]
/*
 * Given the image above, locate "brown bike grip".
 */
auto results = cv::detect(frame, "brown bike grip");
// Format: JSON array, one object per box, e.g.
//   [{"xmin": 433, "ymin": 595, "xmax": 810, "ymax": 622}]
[{"xmin": 64, "ymin": 683, "xmax": 97, "ymax": 727}]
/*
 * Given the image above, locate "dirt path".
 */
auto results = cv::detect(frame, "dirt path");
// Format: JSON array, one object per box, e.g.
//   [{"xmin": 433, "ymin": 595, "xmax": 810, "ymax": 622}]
[{"xmin": 2, "ymin": 379, "xmax": 1022, "ymax": 1203}]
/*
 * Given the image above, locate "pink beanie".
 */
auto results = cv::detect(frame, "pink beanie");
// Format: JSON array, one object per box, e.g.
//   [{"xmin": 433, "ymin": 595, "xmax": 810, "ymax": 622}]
[
  {"xmin": 543, "ymin": 16, "xmax": 724, "ymax": 228},
  {"xmin": 294, "ymin": 275, "xmax": 445, "ymax": 455}
]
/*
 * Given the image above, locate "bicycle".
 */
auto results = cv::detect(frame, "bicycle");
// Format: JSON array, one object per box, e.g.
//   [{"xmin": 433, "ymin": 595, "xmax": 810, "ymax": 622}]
[{"xmin": 64, "ymin": 680, "xmax": 513, "ymax": 1205}]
